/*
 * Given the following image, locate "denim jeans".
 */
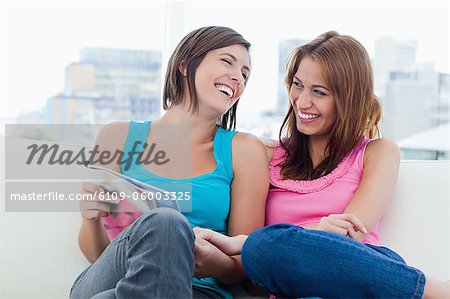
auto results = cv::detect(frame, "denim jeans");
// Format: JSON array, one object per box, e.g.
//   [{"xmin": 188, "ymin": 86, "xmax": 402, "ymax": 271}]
[
  {"xmin": 241, "ymin": 224, "xmax": 426, "ymax": 299},
  {"xmin": 70, "ymin": 208, "xmax": 221, "ymax": 299}
]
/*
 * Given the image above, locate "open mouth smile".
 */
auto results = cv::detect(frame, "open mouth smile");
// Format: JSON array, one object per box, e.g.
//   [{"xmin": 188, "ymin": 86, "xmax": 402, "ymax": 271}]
[
  {"xmin": 215, "ymin": 84, "xmax": 234, "ymax": 98},
  {"xmin": 299, "ymin": 112, "xmax": 320, "ymax": 120}
]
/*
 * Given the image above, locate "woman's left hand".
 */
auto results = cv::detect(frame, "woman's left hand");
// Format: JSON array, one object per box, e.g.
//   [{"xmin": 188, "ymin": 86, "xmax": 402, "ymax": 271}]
[{"xmin": 314, "ymin": 213, "xmax": 367, "ymax": 239}]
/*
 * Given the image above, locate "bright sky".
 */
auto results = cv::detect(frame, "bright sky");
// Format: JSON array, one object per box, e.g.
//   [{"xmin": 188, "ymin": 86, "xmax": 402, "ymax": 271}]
[{"xmin": 1, "ymin": 0, "xmax": 449, "ymax": 118}]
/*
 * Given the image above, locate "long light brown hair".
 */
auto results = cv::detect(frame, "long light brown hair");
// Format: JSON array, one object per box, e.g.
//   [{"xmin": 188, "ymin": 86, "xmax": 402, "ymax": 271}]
[
  {"xmin": 163, "ymin": 26, "xmax": 251, "ymax": 130},
  {"xmin": 279, "ymin": 31, "xmax": 381, "ymax": 180}
]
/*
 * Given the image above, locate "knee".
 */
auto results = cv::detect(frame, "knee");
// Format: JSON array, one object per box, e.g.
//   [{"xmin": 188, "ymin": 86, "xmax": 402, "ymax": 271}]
[
  {"xmin": 141, "ymin": 207, "xmax": 190, "ymax": 227},
  {"xmin": 242, "ymin": 224, "xmax": 298, "ymax": 278},
  {"xmin": 141, "ymin": 207, "xmax": 186, "ymax": 223},
  {"xmin": 243, "ymin": 223, "xmax": 302, "ymax": 255},
  {"xmin": 241, "ymin": 229, "xmax": 266, "ymax": 282},
  {"xmin": 132, "ymin": 208, "xmax": 192, "ymax": 237}
]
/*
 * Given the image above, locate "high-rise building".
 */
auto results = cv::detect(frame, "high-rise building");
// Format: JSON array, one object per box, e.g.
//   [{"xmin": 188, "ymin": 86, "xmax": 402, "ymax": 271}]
[
  {"xmin": 373, "ymin": 36, "xmax": 417, "ymax": 97},
  {"xmin": 373, "ymin": 36, "xmax": 442, "ymax": 143},
  {"xmin": 382, "ymin": 61, "xmax": 447, "ymax": 142},
  {"xmin": 434, "ymin": 73, "xmax": 450, "ymax": 125},
  {"xmin": 46, "ymin": 48, "xmax": 162, "ymax": 124},
  {"xmin": 383, "ymin": 76, "xmax": 434, "ymax": 140}
]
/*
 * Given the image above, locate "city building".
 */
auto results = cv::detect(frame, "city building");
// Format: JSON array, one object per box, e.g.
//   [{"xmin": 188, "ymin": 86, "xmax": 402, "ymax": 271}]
[
  {"xmin": 46, "ymin": 47, "xmax": 162, "ymax": 124},
  {"xmin": 373, "ymin": 36, "xmax": 417, "ymax": 97}
]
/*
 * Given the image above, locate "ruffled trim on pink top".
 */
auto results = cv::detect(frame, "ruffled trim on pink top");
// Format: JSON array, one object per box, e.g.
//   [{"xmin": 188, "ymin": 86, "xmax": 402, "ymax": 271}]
[{"xmin": 269, "ymin": 139, "xmax": 370, "ymax": 194}]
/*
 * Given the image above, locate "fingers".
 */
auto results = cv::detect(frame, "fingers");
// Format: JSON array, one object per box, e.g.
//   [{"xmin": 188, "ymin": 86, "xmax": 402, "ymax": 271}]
[
  {"xmin": 194, "ymin": 238, "xmax": 210, "ymax": 278},
  {"xmin": 345, "ymin": 225, "xmax": 359, "ymax": 239},
  {"xmin": 319, "ymin": 219, "xmax": 348, "ymax": 236},
  {"xmin": 80, "ymin": 201, "xmax": 111, "ymax": 220},
  {"xmin": 193, "ymin": 227, "xmax": 213, "ymax": 241},
  {"xmin": 344, "ymin": 214, "xmax": 368, "ymax": 234},
  {"xmin": 81, "ymin": 181, "xmax": 104, "ymax": 194},
  {"xmin": 80, "ymin": 201, "xmax": 111, "ymax": 213},
  {"xmin": 80, "ymin": 181, "xmax": 105, "ymax": 202},
  {"xmin": 193, "ymin": 227, "xmax": 226, "ymax": 247},
  {"xmin": 194, "ymin": 237, "xmax": 209, "ymax": 249},
  {"xmin": 194, "ymin": 227, "xmax": 243, "ymax": 256},
  {"xmin": 82, "ymin": 210, "xmax": 109, "ymax": 221},
  {"xmin": 80, "ymin": 182, "xmax": 112, "ymax": 220},
  {"xmin": 318, "ymin": 213, "xmax": 368, "ymax": 240},
  {"xmin": 328, "ymin": 213, "xmax": 368, "ymax": 234}
]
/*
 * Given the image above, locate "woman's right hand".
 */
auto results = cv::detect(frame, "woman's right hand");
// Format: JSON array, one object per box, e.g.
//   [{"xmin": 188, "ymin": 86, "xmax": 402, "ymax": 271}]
[
  {"xmin": 79, "ymin": 182, "xmax": 112, "ymax": 221},
  {"xmin": 314, "ymin": 213, "xmax": 368, "ymax": 239}
]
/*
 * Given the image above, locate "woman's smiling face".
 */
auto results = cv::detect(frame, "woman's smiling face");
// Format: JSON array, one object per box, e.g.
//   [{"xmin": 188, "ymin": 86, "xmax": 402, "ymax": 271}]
[
  {"xmin": 289, "ymin": 56, "xmax": 337, "ymax": 139},
  {"xmin": 192, "ymin": 44, "xmax": 250, "ymax": 116}
]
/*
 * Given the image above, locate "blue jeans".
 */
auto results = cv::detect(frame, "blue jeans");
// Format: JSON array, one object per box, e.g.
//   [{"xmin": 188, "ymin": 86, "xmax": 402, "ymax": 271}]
[
  {"xmin": 70, "ymin": 208, "xmax": 222, "ymax": 299},
  {"xmin": 241, "ymin": 224, "xmax": 426, "ymax": 299}
]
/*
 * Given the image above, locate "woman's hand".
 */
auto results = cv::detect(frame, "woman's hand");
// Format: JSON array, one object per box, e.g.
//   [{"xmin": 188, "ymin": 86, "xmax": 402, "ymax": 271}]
[
  {"xmin": 193, "ymin": 227, "xmax": 248, "ymax": 278},
  {"xmin": 194, "ymin": 238, "xmax": 234, "ymax": 278},
  {"xmin": 78, "ymin": 181, "xmax": 114, "ymax": 263},
  {"xmin": 193, "ymin": 227, "xmax": 247, "ymax": 255},
  {"xmin": 79, "ymin": 182, "xmax": 113, "ymax": 221},
  {"xmin": 314, "ymin": 213, "xmax": 368, "ymax": 239}
]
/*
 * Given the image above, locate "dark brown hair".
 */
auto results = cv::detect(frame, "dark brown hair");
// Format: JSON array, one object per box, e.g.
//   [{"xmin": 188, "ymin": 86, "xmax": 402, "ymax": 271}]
[
  {"xmin": 162, "ymin": 26, "xmax": 251, "ymax": 130},
  {"xmin": 279, "ymin": 31, "xmax": 381, "ymax": 180}
]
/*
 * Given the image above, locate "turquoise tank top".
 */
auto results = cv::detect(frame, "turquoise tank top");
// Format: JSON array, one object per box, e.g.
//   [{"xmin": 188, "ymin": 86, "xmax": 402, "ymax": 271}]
[{"xmin": 120, "ymin": 120, "xmax": 236, "ymax": 299}]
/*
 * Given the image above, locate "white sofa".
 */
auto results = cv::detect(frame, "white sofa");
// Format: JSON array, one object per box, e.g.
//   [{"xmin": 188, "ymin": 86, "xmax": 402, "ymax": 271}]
[{"xmin": 1, "ymin": 160, "xmax": 449, "ymax": 298}]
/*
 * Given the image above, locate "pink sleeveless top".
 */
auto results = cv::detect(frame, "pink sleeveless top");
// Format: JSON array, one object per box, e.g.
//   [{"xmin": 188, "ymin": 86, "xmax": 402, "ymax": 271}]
[{"xmin": 266, "ymin": 139, "xmax": 380, "ymax": 245}]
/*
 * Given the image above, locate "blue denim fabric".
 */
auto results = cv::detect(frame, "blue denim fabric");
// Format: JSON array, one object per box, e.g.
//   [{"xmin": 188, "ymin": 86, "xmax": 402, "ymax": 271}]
[
  {"xmin": 70, "ymin": 208, "xmax": 220, "ymax": 299},
  {"xmin": 241, "ymin": 224, "xmax": 426, "ymax": 299}
]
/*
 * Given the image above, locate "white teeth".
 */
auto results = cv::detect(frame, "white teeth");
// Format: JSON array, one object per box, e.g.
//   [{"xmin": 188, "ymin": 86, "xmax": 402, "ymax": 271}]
[
  {"xmin": 299, "ymin": 113, "xmax": 320, "ymax": 120},
  {"xmin": 215, "ymin": 85, "xmax": 234, "ymax": 98}
]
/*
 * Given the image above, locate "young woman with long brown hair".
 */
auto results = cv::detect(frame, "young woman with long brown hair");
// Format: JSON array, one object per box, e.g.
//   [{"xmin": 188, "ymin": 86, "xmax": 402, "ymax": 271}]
[
  {"xmin": 70, "ymin": 26, "xmax": 269, "ymax": 299},
  {"xmin": 195, "ymin": 31, "xmax": 450, "ymax": 298}
]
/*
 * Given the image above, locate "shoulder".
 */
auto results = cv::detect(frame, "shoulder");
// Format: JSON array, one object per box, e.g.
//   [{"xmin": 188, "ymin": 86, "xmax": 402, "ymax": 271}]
[
  {"xmin": 364, "ymin": 138, "xmax": 400, "ymax": 167},
  {"xmin": 260, "ymin": 137, "xmax": 277, "ymax": 163},
  {"xmin": 231, "ymin": 132, "xmax": 268, "ymax": 168},
  {"xmin": 232, "ymin": 132, "xmax": 266, "ymax": 153},
  {"xmin": 92, "ymin": 121, "xmax": 131, "ymax": 172},
  {"xmin": 95, "ymin": 121, "xmax": 129, "ymax": 148}
]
